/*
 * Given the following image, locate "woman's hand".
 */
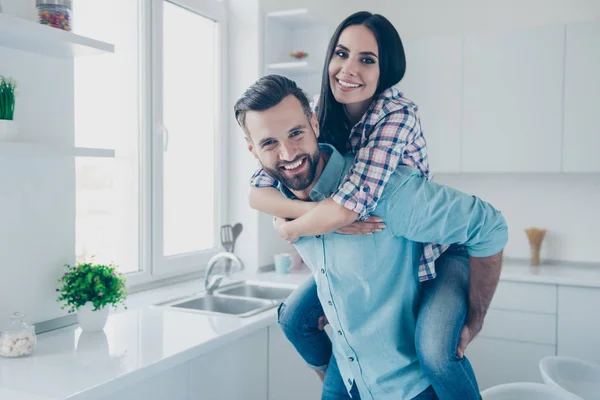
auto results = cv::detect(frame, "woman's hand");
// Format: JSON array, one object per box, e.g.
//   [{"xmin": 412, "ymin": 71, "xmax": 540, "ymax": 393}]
[
  {"xmin": 273, "ymin": 216, "xmax": 299, "ymax": 244},
  {"xmin": 335, "ymin": 216, "xmax": 386, "ymax": 235}
]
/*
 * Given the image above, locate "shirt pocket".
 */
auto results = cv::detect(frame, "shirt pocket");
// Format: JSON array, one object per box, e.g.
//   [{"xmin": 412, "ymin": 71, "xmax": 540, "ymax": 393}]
[{"xmin": 331, "ymin": 232, "xmax": 379, "ymax": 280}]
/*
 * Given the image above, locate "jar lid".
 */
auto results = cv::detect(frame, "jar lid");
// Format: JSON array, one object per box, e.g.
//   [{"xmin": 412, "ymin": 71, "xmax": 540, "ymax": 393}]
[
  {"xmin": 36, "ymin": 0, "xmax": 72, "ymax": 7},
  {"xmin": 0, "ymin": 312, "xmax": 35, "ymax": 334}
]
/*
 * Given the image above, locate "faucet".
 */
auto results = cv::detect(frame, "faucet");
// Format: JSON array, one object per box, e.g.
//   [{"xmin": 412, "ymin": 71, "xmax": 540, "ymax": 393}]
[{"xmin": 204, "ymin": 252, "xmax": 244, "ymax": 294}]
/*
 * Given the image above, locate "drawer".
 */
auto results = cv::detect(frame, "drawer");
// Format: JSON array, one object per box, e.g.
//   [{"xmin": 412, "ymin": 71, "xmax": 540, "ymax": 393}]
[
  {"xmin": 491, "ymin": 281, "xmax": 557, "ymax": 314},
  {"xmin": 480, "ymin": 309, "xmax": 556, "ymax": 345}
]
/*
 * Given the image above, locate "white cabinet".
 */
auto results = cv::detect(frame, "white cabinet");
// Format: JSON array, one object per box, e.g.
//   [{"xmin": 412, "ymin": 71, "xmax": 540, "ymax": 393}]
[
  {"xmin": 563, "ymin": 21, "xmax": 600, "ymax": 172},
  {"xmin": 466, "ymin": 281, "xmax": 558, "ymax": 390},
  {"xmin": 557, "ymin": 286, "xmax": 600, "ymax": 365},
  {"xmin": 268, "ymin": 323, "xmax": 322, "ymax": 400},
  {"xmin": 188, "ymin": 328, "xmax": 269, "ymax": 400},
  {"xmin": 467, "ymin": 337, "xmax": 555, "ymax": 390},
  {"xmin": 106, "ymin": 363, "xmax": 189, "ymax": 400},
  {"xmin": 398, "ymin": 36, "xmax": 464, "ymax": 173},
  {"xmin": 462, "ymin": 26, "xmax": 565, "ymax": 172}
]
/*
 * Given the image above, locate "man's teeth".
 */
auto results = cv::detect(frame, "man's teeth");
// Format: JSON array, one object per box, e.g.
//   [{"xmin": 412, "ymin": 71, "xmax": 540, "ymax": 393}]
[
  {"xmin": 338, "ymin": 80, "xmax": 360, "ymax": 88},
  {"xmin": 284, "ymin": 159, "xmax": 303, "ymax": 170}
]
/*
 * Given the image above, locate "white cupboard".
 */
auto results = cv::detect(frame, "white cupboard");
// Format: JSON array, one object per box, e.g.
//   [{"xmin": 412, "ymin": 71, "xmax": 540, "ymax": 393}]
[
  {"xmin": 398, "ymin": 35, "xmax": 464, "ymax": 173},
  {"xmin": 557, "ymin": 286, "xmax": 600, "ymax": 365},
  {"xmin": 563, "ymin": 21, "xmax": 600, "ymax": 172},
  {"xmin": 268, "ymin": 324, "xmax": 322, "ymax": 400},
  {"xmin": 462, "ymin": 26, "xmax": 565, "ymax": 173}
]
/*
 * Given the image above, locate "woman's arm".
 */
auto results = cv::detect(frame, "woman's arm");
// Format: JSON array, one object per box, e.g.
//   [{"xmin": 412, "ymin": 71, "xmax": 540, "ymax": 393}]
[{"xmin": 249, "ymin": 186, "xmax": 316, "ymax": 219}]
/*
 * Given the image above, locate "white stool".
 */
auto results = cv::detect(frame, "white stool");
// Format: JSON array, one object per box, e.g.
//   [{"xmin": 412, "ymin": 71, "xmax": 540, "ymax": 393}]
[
  {"xmin": 481, "ymin": 382, "xmax": 583, "ymax": 400},
  {"xmin": 539, "ymin": 356, "xmax": 600, "ymax": 400}
]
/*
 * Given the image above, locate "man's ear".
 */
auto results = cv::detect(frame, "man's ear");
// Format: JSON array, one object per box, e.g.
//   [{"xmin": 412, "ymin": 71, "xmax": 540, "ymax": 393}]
[
  {"xmin": 245, "ymin": 137, "xmax": 258, "ymax": 159},
  {"xmin": 311, "ymin": 113, "xmax": 320, "ymax": 139}
]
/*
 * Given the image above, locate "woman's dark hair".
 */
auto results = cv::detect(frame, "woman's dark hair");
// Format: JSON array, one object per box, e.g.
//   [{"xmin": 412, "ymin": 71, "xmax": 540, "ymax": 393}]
[{"xmin": 317, "ymin": 11, "xmax": 406, "ymax": 152}]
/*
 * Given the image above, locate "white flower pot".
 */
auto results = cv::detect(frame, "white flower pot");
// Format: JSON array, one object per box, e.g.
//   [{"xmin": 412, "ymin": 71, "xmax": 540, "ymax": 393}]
[
  {"xmin": 0, "ymin": 120, "xmax": 18, "ymax": 142},
  {"xmin": 77, "ymin": 302, "xmax": 110, "ymax": 332}
]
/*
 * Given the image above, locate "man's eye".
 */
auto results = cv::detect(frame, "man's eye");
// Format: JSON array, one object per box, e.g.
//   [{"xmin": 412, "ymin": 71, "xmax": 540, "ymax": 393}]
[
  {"xmin": 263, "ymin": 140, "xmax": 275, "ymax": 148},
  {"xmin": 291, "ymin": 130, "xmax": 303, "ymax": 137}
]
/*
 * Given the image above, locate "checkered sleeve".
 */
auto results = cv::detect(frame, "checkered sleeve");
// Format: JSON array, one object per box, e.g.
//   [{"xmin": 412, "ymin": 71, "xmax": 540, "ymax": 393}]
[
  {"xmin": 331, "ymin": 109, "xmax": 422, "ymax": 220},
  {"xmin": 249, "ymin": 168, "xmax": 279, "ymax": 188}
]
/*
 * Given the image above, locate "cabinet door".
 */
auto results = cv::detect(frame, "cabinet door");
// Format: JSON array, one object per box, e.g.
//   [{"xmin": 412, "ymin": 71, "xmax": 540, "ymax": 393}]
[
  {"xmin": 398, "ymin": 35, "xmax": 464, "ymax": 173},
  {"xmin": 462, "ymin": 26, "xmax": 564, "ymax": 172},
  {"xmin": 467, "ymin": 336, "xmax": 556, "ymax": 390},
  {"xmin": 268, "ymin": 324, "xmax": 322, "ymax": 400},
  {"xmin": 107, "ymin": 363, "xmax": 189, "ymax": 400},
  {"xmin": 188, "ymin": 328, "xmax": 268, "ymax": 400},
  {"xmin": 563, "ymin": 21, "xmax": 600, "ymax": 172},
  {"xmin": 557, "ymin": 286, "xmax": 600, "ymax": 365}
]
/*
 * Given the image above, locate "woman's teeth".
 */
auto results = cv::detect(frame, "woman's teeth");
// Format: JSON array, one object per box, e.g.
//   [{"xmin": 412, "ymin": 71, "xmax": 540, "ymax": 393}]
[
  {"xmin": 338, "ymin": 79, "xmax": 361, "ymax": 88},
  {"xmin": 283, "ymin": 158, "xmax": 303, "ymax": 170}
]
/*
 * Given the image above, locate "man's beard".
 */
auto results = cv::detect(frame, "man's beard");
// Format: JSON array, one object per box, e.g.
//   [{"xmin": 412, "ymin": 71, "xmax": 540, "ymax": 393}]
[{"xmin": 262, "ymin": 149, "xmax": 320, "ymax": 191}]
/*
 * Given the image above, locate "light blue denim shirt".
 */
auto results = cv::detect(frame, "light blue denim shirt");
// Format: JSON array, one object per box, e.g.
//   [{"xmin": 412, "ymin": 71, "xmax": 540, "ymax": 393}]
[{"xmin": 279, "ymin": 144, "xmax": 508, "ymax": 399}]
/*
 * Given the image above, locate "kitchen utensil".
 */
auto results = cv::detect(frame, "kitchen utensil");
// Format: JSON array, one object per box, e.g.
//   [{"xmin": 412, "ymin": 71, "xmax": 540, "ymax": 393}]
[
  {"xmin": 525, "ymin": 227, "xmax": 547, "ymax": 265},
  {"xmin": 224, "ymin": 223, "xmax": 243, "ymax": 275}
]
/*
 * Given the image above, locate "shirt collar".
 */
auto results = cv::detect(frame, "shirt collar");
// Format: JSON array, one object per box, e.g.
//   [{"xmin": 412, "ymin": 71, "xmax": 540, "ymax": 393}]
[{"xmin": 277, "ymin": 144, "xmax": 348, "ymax": 202}]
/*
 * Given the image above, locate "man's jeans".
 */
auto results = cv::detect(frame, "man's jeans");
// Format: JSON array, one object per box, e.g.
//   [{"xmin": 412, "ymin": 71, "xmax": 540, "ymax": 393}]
[{"xmin": 277, "ymin": 245, "xmax": 480, "ymax": 400}]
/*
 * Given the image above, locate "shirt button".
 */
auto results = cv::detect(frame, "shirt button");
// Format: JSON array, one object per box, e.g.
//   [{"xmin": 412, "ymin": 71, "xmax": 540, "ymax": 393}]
[
  {"xmin": 349, "ymin": 357, "xmax": 355, "ymax": 362},
  {"xmin": 321, "ymin": 269, "xmax": 325, "ymax": 274},
  {"xmin": 328, "ymin": 300, "xmax": 333, "ymax": 306},
  {"xmin": 362, "ymin": 186, "xmax": 369, "ymax": 192},
  {"xmin": 337, "ymin": 331, "xmax": 342, "ymax": 335},
  {"xmin": 348, "ymin": 378, "xmax": 352, "ymax": 385}
]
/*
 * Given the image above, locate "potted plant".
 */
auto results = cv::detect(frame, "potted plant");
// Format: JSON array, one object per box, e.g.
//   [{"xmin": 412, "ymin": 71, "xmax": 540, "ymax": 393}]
[
  {"xmin": 56, "ymin": 260, "xmax": 127, "ymax": 332},
  {"xmin": 0, "ymin": 75, "xmax": 18, "ymax": 142}
]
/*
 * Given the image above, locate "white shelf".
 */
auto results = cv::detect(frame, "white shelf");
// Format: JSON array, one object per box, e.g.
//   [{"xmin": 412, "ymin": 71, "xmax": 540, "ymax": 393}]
[
  {"xmin": 0, "ymin": 13, "xmax": 114, "ymax": 58},
  {"xmin": 265, "ymin": 9, "xmax": 320, "ymax": 29},
  {"xmin": 267, "ymin": 61, "xmax": 319, "ymax": 75},
  {"xmin": 0, "ymin": 143, "xmax": 115, "ymax": 158}
]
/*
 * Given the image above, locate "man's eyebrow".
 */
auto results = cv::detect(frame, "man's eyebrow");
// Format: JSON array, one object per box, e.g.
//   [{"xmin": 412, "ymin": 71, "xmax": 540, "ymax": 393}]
[
  {"xmin": 336, "ymin": 44, "xmax": 379, "ymax": 59},
  {"xmin": 288, "ymin": 125, "xmax": 305, "ymax": 133}
]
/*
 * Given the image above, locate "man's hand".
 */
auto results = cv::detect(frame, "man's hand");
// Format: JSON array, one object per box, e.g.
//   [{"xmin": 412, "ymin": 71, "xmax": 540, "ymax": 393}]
[
  {"xmin": 273, "ymin": 216, "xmax": 299, "ymax": 244},
  {"xmin": 457, "ymin": 320, "xmax": 482, "ymax": 358},
  {"xmin": 317, "ymin": 314, "xmax": 329, "ymax": 330},
  {"xmin": 336, "ymin": 216, "xmax": 386, "ymax": 235}
]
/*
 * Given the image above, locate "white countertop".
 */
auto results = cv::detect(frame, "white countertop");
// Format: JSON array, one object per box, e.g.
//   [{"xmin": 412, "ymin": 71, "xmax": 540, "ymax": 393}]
[{"xmin": 1, "ymin": 259, "xmax": 599, "ymax": 399}]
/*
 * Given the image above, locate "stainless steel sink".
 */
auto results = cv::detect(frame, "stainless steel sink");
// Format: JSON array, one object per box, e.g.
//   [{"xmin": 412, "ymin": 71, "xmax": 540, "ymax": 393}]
[
  {"xmin": 161, "ymin": 294, "xmax": 275, "ymax": 318},
  {"xmin": 214, "ymin": 280, "xmax": 295, "ymax": 301},
  {"xmin": 156, "ymin": 280, "xmax": 296, "ymax": 318}
]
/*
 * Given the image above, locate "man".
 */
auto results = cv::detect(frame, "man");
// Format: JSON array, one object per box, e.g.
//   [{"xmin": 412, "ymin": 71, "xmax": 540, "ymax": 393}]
[{"xmin": 234, "ymin": 75, "xmax": 508, "ymax": 399}]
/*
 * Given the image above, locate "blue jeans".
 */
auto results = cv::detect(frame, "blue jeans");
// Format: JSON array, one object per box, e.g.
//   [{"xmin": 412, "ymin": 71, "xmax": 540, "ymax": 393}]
[{"xmin": 276, "ymin": 245, "xmax": 480, "ymax": 400}]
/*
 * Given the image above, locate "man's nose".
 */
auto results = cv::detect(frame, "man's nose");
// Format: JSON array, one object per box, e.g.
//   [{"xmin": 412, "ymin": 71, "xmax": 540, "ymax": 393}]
[{"xmin": 279, "ymin": 142, "xmax": 297, "ymax": 161}]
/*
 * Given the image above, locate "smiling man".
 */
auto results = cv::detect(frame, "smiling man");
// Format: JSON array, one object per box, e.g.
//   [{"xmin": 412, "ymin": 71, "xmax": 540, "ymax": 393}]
[{"xmin": 234, "ymin": 75, "xmax": 508, "ymax": 400}]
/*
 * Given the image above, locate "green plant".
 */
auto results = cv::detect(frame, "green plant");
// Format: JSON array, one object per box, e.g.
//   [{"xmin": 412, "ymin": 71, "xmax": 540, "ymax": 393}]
[
  {"xmin": 0, "ymin": 76, "xmax": 17, "ymax": 121},
  {"xmin": 56, "ymin": 260, "xmax": 128, "ymax": 313}
]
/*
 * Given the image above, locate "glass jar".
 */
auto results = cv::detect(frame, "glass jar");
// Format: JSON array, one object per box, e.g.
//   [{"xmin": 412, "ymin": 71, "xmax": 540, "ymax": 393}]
[
  {"xmin": 0, "ymin": 312, "xmax": 37, "ymax": 358},
  {"xmin": 36, "ymin": 0, "xmax": 72, "ymax": 31}
]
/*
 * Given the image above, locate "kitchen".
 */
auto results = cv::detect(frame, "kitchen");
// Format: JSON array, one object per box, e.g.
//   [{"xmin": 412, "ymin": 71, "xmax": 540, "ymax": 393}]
[{"xmin": 0, "ymin": 0, "xmax": 599, "ymax": 399}]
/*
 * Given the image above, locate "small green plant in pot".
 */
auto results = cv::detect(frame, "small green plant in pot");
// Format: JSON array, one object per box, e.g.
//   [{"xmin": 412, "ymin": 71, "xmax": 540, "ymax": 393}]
[
  {"xmin": 0, "ymin": 76, "xmax": 18, "ymax": 142},
  {"xmin": 56, "ymin": 260, "xmax": 127, "ymax": 332}
]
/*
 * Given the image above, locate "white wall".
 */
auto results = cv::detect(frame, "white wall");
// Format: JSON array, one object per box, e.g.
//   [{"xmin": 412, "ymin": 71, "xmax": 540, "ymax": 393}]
[{"xmin": 254, "ymin": 0, "xmax": 600, "ymax": 264}]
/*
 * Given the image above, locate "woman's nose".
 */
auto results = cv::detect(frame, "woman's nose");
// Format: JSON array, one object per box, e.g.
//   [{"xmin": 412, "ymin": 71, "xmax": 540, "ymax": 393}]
[{"xmin": 341, "ymin": 58, "xmax": 359, "ymax": 76}]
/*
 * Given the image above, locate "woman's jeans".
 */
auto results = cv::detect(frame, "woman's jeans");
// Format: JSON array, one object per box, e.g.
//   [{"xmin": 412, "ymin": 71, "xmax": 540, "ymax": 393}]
[{"xmin": 276, "ymin": 245, "xmax": 480, "ymax": 400}]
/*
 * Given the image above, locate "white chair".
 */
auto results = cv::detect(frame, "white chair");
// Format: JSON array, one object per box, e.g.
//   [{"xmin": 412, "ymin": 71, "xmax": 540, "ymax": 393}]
[
  {"xmin": 481, "ymin": 382, "xmax": 583, "ymax": 400},
  {"xmin": 539, "ymin": 356, "xmax": 600, "ymax": 400}
]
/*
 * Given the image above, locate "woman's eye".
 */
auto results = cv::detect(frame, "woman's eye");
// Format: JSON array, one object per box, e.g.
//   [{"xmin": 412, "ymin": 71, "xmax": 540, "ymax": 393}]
[
  {"xmin": 362, "ymin": 57, "xmax": 375, "ymax": 64},
  {"xmin": 335, "ymin": 51, "xmax": 348, "ymax": 58}
]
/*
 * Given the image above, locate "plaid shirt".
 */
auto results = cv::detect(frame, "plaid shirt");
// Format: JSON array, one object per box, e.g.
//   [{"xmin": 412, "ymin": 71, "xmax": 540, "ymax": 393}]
[{"xmin": 250, "ymin": 87, "xmax": 447, "ymax": 281}]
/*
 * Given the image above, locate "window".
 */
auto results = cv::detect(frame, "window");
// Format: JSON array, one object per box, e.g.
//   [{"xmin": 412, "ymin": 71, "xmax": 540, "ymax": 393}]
[{"xmin": 74, "ymin": 0, "xmax": 227, "ymax": 284}]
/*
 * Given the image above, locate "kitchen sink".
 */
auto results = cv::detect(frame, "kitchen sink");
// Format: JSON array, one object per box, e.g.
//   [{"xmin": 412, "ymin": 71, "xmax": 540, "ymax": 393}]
[
  {"xmin": 160, "ymin": 294, "xmax": 275, "ymax": 318},
  {"xmin": 156, "ymin": 280, "xmax": 296, "ymax": 318},
  {"xmin": 214, "ymin": 280, "xmax": 295, "ymax": 301}
]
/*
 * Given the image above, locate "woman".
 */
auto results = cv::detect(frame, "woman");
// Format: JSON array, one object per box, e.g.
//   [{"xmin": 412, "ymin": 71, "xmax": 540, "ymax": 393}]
[{"xmin": 249, "ymin": 11, "xmax": 480, "ymax": 400}]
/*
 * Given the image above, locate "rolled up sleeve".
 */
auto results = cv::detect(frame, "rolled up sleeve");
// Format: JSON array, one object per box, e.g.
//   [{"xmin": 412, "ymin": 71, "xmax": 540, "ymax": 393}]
[
  {"xmin": 331, "ymin": 110, "xmax": 421, "ymax": 220},
  {"xmin": 250, "ymin": 168, "xmax": 279, "ymax": 188},
  {"xmin": 385, "ymin": 171, "xmax": 508, "ymax": 257}
]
